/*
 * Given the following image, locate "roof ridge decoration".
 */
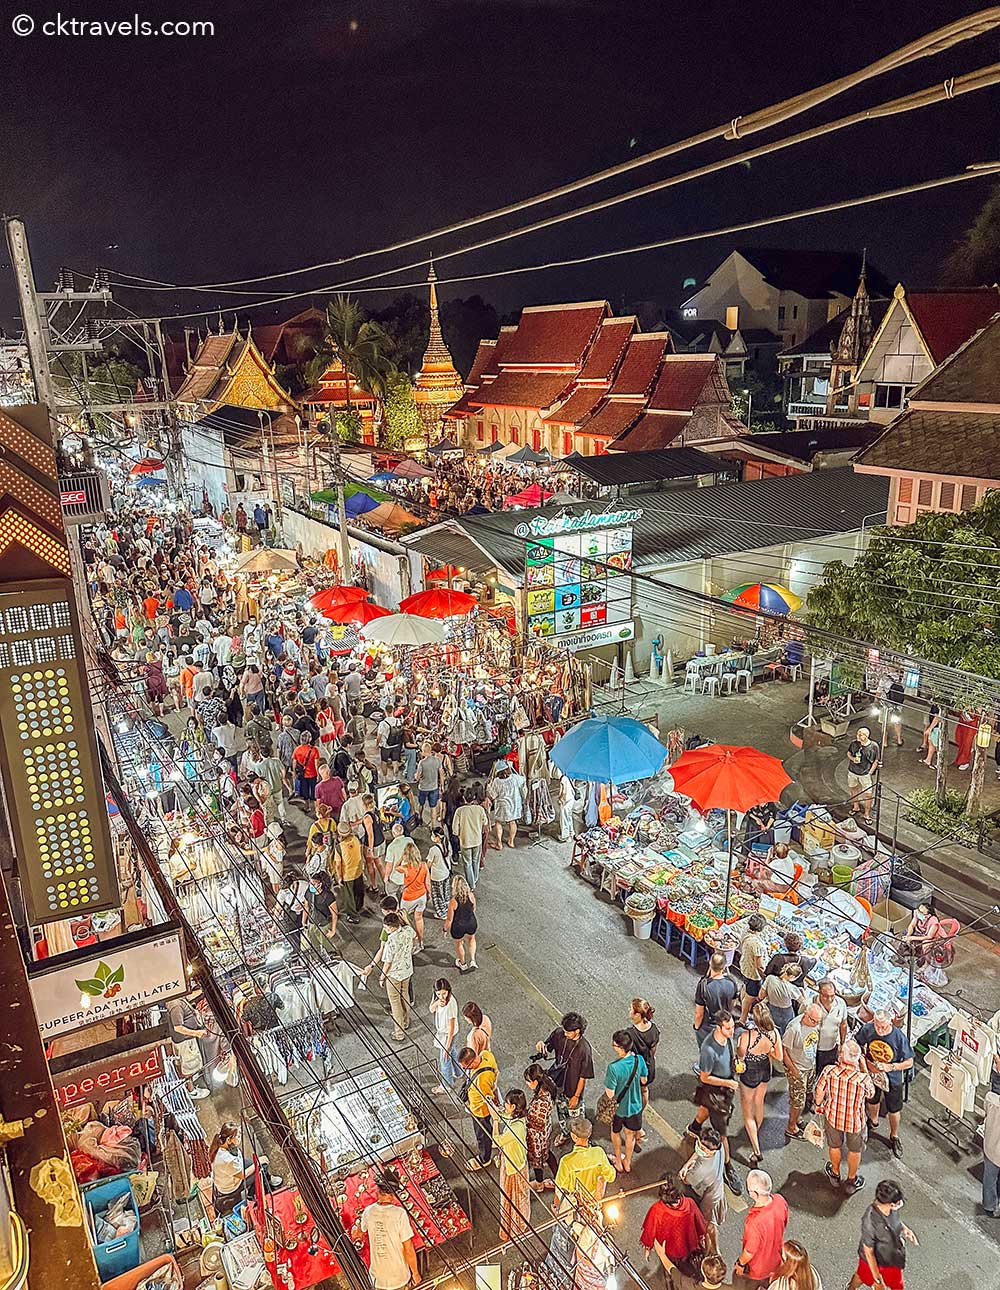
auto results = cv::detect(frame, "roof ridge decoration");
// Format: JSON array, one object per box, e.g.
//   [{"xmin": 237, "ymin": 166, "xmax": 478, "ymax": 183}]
[{"xmin": 518, "ymin": 300, "xmax": 611, "ymax": 315}]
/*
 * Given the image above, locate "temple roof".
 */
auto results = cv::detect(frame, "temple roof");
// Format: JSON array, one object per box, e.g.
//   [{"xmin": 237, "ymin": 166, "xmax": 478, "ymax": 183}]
[
  {"xmin": 174, "ymin": 327, "xmax": 298, "ymax": 414},
  {"xmin": 905, "ymin": 287, "xmax": 1000, "ymax": 365},
  {"xmin": 609, "ymin": 334, "xmax": 670, "ymax": 397},
  {"xmin": 577, "ymin": 316, "xmax": 636, "ymax": 383},
  {"xmin": 251, "ymin": 308, "xmax": 326, "ymax": 365},
  {"xmin": 575, "ymin": 401, "xmax": 641, "ymax": 440},
  {"xmin": 499, "ymin": 302, "xmax": 609, "ymax": 367},
  {"xmin": 542, "ymin": 386, "xmax": 605, "ymax": 426},
  {"xmin": 465, "ymin": 339, "xmax": 497, "ymax": 387},
  {"xmin": 469, "ymin": 370, "xmax": 572, "ymax": 411},
  {"xmin": 909, "ymin": 312, "xmax": 1000, "ymax": 405},
  {"xmin": 648, "ymin": 356, "xmax": 717, "ymax": 412}
]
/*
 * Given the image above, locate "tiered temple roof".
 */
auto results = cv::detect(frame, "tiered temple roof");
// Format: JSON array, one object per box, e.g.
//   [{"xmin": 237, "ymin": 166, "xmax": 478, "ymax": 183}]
[{"xmin": 445, "ymin": 303, "xmax": 743, "ymax": 451}]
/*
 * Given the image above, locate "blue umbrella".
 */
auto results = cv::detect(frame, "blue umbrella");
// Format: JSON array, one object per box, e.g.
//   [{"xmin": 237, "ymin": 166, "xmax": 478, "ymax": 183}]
[
  {"xmin": 368, "ymin": 471, "xmax": 400, "ymax": 483},
  {"xmin": 549, "ymin": 715, "xmax": 668, "ymax": 783},
  {"xmin": 345, "ymin": 491, "xmax": 381, "ymax": 517}
]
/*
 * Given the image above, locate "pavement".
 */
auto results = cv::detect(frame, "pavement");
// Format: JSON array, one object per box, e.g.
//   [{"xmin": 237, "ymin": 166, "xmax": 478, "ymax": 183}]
[{"xmin": 164, "ymin": 696, "xmax": 1000, "ymax": 1290}]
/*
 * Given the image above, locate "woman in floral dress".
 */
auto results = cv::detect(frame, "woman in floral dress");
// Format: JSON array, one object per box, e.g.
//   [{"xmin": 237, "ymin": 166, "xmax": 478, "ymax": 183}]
[{"xmin": 523, "ymin": 1064, "xmax": 557, "ymax": 1191}]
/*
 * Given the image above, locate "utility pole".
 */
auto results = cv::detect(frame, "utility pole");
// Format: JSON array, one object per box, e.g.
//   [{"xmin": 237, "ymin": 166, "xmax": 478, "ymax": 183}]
[
  {"xmin": 152, "ymin": 317, "xmax": 187, "ymax": 504},
  {"xmin": 5, "ymin": 219, "xmax": 57, "ymax": 410},
  {"xmin": 331, "ymin": 425, "xmax": 351, "ymax": 581}
]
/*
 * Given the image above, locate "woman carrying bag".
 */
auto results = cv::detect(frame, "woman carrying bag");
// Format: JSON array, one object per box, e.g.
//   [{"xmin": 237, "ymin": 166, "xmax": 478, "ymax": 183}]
[{"xmin": 598, "ymin": 1030, "xmax": 647, "ymax": 1174}]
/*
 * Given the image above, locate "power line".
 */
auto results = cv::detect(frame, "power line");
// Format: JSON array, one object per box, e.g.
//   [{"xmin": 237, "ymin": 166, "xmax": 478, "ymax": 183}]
[
  {"xmin": 108, "ymin": 10, "xmax": 1000, "ymax": 291},
  {"xmin": 125, "ymin": 164, "xmax": 1000, "ymax": 322}
]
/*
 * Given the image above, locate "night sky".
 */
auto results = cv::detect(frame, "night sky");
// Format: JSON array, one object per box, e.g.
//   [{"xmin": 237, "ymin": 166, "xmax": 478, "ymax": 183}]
[{"xmin": 3, "ymin": 0, "xmax": 998, "ymax": 331}]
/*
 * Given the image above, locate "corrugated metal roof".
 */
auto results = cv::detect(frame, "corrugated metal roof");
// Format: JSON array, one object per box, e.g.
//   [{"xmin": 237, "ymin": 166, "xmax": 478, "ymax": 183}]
[
  {"xmin": 413, "ymin": 468, "xmax": 888, "ymax": 580},
  {"xmin": 564, "ymin": 446, "xmax": 728, "ymax": 485}
]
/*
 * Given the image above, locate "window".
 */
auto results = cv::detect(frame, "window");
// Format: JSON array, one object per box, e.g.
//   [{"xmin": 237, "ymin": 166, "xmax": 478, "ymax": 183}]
[
  {"xmin": 491, "ymin": 423, "xmax": 499, "ymax": 440},
  {"xmin": 938, "ymin": 481, "xmax": 956, "ymax": 510},
  {"xmin": 476, "ymin": 420, "xmax": 484, "ymax": 442},
  {"xmin": 593, "ymin": 440, "xmax": 608, "ymax": 455},
  {"xmin": 563, "ymin": 432, "xmax": 574, "ymax": 456},
  {"xmin": 509, "ymin": 423, "xmax": 520, "ymax": 445},
  {"xmin": 532, "ymin": 427, "xmax": 542, "ymax": 452},
  {"xmin": 917, "ymin": 479, "xmax": 933, "ymax": 506},
  {"xmin": 777, "ymin": 306, "xmax": 786, "ymax": 326},
  {"xmin": 895, "ymin": 506, "xmax": 912, "ymax": 523},
  {"xmin": 897, "ymin": 478, "xmax": 913, "ymax": 504},
  {"xmin": 961, "ymin": 484, "xmax": 978, "ymax": 509},
  {"xmin": 874, "ymin": 384, "xmax": 910, "ymax": 409},
  {"xmin": 792, "ymin": 305, "xmax": 798, "ymax": 320}
]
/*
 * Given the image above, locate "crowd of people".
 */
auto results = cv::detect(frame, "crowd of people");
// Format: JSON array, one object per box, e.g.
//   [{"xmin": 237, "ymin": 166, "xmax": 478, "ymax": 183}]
[
  {"xmin": 367, "ymin": 453, "xmax": 600, "ymax": 518},
  {"xmin": 83, "ymin": 502, "xmax": 937, "ymax": 1290}
]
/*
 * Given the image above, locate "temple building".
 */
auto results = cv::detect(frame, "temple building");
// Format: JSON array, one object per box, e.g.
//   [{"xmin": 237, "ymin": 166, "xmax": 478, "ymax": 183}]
[
  {"xmin": 413, "ymin": 263, "xmax": 464, "ymax": 443},
  {"xmin": 173, "ymin": 321, "xmax": 299, "ymax": 418},
  {"xmin": 302, "ymin": 359, "xmax": 379, "ymax": 444},
  {"xmin": 444, "ymin": 300, "xmax": 745, "ymax": 455}
]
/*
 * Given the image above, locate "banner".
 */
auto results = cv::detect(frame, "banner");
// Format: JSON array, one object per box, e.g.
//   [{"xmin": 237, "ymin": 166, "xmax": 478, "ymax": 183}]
[
  {"xmin": 52, "ymin": 1040, "xmax": 166, "ymax": 1110},
  {"xmin": 29, "ymin": 924, "xmax": 187, "ymax": 1040}
]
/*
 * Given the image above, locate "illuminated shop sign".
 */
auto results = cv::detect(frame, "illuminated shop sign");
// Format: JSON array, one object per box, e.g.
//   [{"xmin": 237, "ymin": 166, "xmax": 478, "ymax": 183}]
[
  {"xmin": 524, "ymin": 519, "xmax": 635, "ymax": 652},
  {"xmin": 515, "ymin": 507, "xmax": 643, "ymax": 539},
  {"xmin": 28, "ymin": 925, "xmax": 187, "ymax": 1040},
  {"xmin": 0, "ymin": 582, "xmax": 120, "ymax": 924}
]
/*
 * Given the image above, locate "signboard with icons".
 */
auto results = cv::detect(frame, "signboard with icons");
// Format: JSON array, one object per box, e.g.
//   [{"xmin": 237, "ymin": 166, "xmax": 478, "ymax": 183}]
[
  {"xmin": 28, "ymin": 924, "xmax": 187, "ymax": 1041},
  {"xmin": 521, "ymin": 509, "xmax": 639, "ymax": 651}
]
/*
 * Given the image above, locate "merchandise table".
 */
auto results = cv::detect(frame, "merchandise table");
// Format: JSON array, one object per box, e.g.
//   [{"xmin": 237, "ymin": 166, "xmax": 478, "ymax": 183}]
[{"xmin": 339, "ymin": 1149, "xmax": 473, "ymax": 1263}]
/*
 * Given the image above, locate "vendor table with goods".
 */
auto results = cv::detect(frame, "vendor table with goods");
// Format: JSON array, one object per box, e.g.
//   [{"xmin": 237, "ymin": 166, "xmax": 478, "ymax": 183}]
[
  {"xmin": 246, "ymin": 1186, "xmax": 341, "ymax": 1290},
  {"xmin": 570, "ymin": 791, "xmax": 958, "ymax": 1043}
]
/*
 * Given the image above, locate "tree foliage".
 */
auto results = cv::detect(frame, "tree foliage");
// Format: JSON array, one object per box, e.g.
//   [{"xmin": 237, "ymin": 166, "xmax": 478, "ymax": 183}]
[
  {"xmin": 371, "ymin": 293, "xmax": 429, "ymax": 374},
  {"xmin": 322, "ymin": 296, "xmax": 396, "ymax": 400},
  {"xmin": 939, "ymin": 183, "xmax": 1000, "ymax": 287},
  {"xmin": 52, "ymin": 351, "xmax": 143, "ymax": 439},
  {"xmin": 807, "ymin": 492, "xmax": 1000, "ymax": 684},
  {"xmin": 381, "ymin": 372, "xmax": 423, "ymax": 450}
]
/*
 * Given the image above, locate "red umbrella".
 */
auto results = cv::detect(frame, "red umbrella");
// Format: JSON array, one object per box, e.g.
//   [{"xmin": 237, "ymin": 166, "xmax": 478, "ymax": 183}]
[
  {"xmin": 424, "ymin": 565, "xmax": 464, "ymax": 582},
  {"xmin": 321, "ymin": 599, "xmax": 391, "ymax": 626},
  {"xmin": 310, "ymin": 585, "xmax": 368, "ymax": 612},
  {"xmin": 668, "ymin": 744, "xmax": 792, "ymax": 917},
  {"xmin": 129, "ymin": 456, "xmax": 165, "ymax": 476},
  {"xmin": 399, "ymin": 588, "xmax": 477, "ymax": 618},
  {"xmin": 668, "ymin": 744, "xmax": 791, "ymax": 813}
]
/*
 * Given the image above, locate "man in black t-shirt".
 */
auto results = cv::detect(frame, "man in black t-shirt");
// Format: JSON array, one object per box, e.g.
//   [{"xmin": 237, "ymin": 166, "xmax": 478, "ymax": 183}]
[
  {"xmin": 846, "ymin": 727, "xmax": 881, "ymax": 825},
  {"xmin": 536, "ymin": 1010, "xmax": 595, "ymax": 1143},
  {"xmin": 694, "ymin": 953, "xmax": 740, "ymax": 1046}
]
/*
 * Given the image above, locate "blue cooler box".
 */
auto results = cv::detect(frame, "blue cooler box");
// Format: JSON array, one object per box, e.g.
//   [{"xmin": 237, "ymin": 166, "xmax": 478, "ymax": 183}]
[{"xmin": 83, "ymin": 1174, "xmax": 140, "ymax": 1281}]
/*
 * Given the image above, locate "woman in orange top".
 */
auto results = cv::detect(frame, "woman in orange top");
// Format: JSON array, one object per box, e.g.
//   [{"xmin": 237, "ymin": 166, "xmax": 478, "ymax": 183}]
[{"xmin": 399, "ymin": 842, "xmax": 430, "ymax": 951}]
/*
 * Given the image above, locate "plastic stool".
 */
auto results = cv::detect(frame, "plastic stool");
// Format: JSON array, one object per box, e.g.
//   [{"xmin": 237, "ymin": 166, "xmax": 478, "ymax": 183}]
[
  {"xmin": 721, "ymin": 673, "xmax": 737, "ymax": 694},
  {"xmin": 787, "ymin": 663, "xmax": 803, "ymax": 681},
  {"xmin": 684, "ymin": 669, "xmax": 699, "ymax": 693},
  {"xmin": 703, "ymin": 675, "xmax": 721, "ymax": 696},
  {"xmin": 677, "ymin": 930, "xmax": 704, "ymax": 968},
  {"xmin": 651, "ymin": 913, "xmax": 673, "ymax": 951},
  {"xmin": 736, "ymin": 669, "xmax": 753, "ymax": 692}
]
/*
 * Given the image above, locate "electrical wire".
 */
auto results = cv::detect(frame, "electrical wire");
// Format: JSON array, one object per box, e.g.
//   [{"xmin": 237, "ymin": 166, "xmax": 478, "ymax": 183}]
[
  {"xmin": 118, "ymin": 164, "xmax": 1000, "ymax": 322},
  {"xmin": 109, "ymin": 10, "xmax": 1000, "ymax": 290}
]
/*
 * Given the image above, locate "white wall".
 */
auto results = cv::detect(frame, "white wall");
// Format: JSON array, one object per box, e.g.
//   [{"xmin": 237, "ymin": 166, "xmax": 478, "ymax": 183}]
[
  {"xmin": 279, "ymin": 507, "xmax": 420, "ymax": 609},
  {"xmin": 181, "ymin": 421, "xmax": 227, "ymax": 514}
]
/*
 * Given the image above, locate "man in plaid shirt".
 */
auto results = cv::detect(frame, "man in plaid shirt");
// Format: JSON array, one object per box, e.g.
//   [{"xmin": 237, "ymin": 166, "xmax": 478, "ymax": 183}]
[{"xmin": 814, "ymin": 1038, "xmax": 876, "ymax": 1194}]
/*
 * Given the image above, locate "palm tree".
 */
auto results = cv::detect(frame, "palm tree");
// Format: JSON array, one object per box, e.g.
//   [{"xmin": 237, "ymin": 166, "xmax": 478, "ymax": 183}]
[{"xmin": 322, "ymin": 295, "xmax": 396, "ymax": 432}]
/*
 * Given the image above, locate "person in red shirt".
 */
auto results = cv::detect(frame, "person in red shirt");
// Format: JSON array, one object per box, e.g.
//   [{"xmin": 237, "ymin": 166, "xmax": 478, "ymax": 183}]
[
  {"xmin": 292, "ymin": 732, "xmax": 320, "ymax": 802},
  {"xmin": 640, "ymin": 1177, "xmax": 706, "ymax": 1281},
  {"xmin": 735, "ymin": 1170, "xmax": 789, "ymax": 1284},
  {"xmin": 142, "ymin": 592, "xmax": 161, "ymax": 621},
  {"xmin": 315, "ymin": 763, "xmax": 346, "ymax": 814}
]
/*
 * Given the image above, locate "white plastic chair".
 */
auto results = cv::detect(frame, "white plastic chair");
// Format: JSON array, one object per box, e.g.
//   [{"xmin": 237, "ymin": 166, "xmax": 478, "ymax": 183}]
[{"xmin": 736, "ymin": 669, "xmax": 753, "ymax": 692}]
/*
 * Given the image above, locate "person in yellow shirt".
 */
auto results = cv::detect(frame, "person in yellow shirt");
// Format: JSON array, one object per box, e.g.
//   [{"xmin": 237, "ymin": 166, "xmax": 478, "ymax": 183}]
[
  {"xmin": 458, "ymin": 1046, "xmax": 499, "ymax": 1169},
  {"xmin": 554, "ymin": 1117, "xmax": 617, "ymax": 1214},
  {"xmin": 335, "ymin": 819, "xmax": 365, "ymax": 924}
]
